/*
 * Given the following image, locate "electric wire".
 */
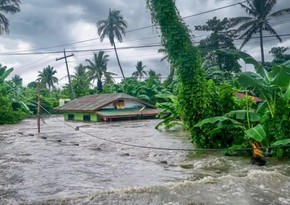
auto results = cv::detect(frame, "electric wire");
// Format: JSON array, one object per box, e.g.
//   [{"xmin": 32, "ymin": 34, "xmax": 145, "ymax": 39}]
[{"xmin": 5, "ymin": 33, "xmax": 290, "ymax": 57}]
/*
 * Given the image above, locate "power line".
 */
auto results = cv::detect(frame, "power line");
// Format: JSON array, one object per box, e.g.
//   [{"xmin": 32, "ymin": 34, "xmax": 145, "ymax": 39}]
[
  {"xmin": 0, "ymin": 44, "xmax": 162, "ymax": 56},
  {"xmin": 182, "ymin": 1, "xmax": 246, "ymax": 20},
  {"xmin": 3, "ymin": 33, "xmax": 290, "ymax": 57},
  {"xmin": 126, "ymin": 1, "xmax": 246, "ymax": 33}
]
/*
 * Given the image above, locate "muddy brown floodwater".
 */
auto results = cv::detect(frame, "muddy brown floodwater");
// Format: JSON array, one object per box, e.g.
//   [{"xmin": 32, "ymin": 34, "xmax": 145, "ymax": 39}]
[{"xmin": 0, "ymin": 116, "xmax": 290, "ymax": 205}]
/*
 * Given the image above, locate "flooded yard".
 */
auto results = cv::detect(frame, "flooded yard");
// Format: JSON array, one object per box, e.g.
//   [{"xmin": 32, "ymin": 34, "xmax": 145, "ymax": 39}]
[{"xmin": 0, "ymin": 116, "xmax": 289, "ymax": 204}]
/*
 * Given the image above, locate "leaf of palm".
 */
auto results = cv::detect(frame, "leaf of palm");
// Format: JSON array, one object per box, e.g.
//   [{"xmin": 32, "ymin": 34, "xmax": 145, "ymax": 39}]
[
  {"xmin": 263, "ymin": 0, "xmax": 277, "ymax": 15},
  {"xmin": 235, "ymin": 19, "xmax": 257, "ymax": 34},
  {"xmin": 269, "ymin": 8, "xmax": 290, "ymax": 17},
  {"xmin": 0, "ymin": 14, "xmax": 9, "ymax": 33},
  {"xmin": 239, "ymin": 1, "xmax": 258, "ymax": 17},
  {"xmin": 231, "ymin": 16, "xmax": 252, "ymax": 27},
  {"xmin": 114, "ymin": 27, "xmax": 124, "ymax": 42},
  {"xmin": 239, "ymin": 25, "xmax": 259, "ymax": 49},
  {"xmin": 0, "ymin": 5, "xmax": 20, "ymax": 13},
  {"xmin": 264, "ymin": 23, "xmax": 282, "ymax": 42}
]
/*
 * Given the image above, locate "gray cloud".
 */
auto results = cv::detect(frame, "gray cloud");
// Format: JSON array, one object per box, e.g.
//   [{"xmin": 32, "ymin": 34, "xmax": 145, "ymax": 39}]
[{"xmin": 0, "ymin": 0, "xmax": 289, "ymax": 85}]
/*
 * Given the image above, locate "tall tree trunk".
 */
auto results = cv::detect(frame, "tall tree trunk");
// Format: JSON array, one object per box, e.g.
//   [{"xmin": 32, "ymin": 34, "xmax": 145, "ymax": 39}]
[
  {"xmin": 97, "ymin": 79, "xmax": 103, "ymax": 92},
  {"xmin": 113, "ymin": 41, "xmax": 126, "ymax": 79},
  {"xmin": 259, "ymin": 27, "xmax": 265, "ymax": 65}
]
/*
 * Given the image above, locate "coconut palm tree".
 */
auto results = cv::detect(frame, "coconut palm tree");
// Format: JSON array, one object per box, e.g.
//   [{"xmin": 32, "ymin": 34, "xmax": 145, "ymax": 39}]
[
  {"xmin": 11, "ymin": 74, "xmax": 22, "ymax": 87},
  {"xmin": 232, "ymin": 0, "xmax": 290, "ymax": 64},
  {"xmin": 97, "ymin": 9, "xmax": 127, "ymax": 79},
  {"xmin": 86, "ymin": 51, "xmax": 116, "ymax": 92},
  {"xmin": 71, "ymin": 64, "xmax": 90, "ymax": 97},
  {"xmin": 132, "ymin": 61, "xmax": 147, "ymax": 81},
  {"xmin": 0, "ymin": 0, "xmax": 21, "ymax": 35},
  {"xmin": 37, "ymin": 65, "xmax": 58, "ymax": 91}
]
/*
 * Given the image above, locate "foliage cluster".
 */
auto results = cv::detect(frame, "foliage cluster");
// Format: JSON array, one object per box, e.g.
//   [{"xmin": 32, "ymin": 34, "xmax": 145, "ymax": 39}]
[{"xmin": 0, "ymin": 66, "xmax": 27, "ymax": 124}]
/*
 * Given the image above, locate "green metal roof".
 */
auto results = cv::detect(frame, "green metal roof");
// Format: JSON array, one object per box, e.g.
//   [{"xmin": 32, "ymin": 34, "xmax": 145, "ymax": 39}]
[
  {"xmin": 55, "ymin": 93, "xmax": 156, "ymax": 113},
  {"xmin": 96, "ymin": 108, "xmax": 159, "ymax": 118}
]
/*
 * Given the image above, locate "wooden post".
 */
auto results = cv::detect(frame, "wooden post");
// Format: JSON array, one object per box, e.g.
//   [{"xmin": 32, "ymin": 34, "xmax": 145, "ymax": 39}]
[
  {"xmin": 56, "ymin": 49, "xmax": 75, "ymax": 100},
  {"xmin": 37, "ymin": 80, "xmax": 41, "ymax": 133}
]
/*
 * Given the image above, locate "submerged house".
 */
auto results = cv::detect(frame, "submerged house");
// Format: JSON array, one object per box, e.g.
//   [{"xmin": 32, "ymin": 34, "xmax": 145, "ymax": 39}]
[{"xmin": 55, "ymin": 93, "xmax": 160, "ymax": 122}]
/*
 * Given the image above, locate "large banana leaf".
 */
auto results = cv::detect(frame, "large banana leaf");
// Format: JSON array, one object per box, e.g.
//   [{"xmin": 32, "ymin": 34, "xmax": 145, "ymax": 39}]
[
  {"xmin": 237, "ymin": 72, "xmax": 274, "ymax": 116},
  {"xmin": 284, "ymin": 84, "xmax": 290, "ymax": 101},
  {"xmin": 281, "ymin": 60, "xmax": 290, "ymax": 67},
  {"xmin": 194, "ymin": 116, "xmax": 241, "ymax": 128},
  {"xmin": 237, "ymin": 72, "xmax": 266, "ymax": 89},
  {"xmin": 245, "ymin": 124, "xmax": 266, "ymax": 142},
  {"xmin": 218, "ymin": 49, "xmax": 268, "ymax": 78},
  {"xmin": 237, "ymin": 72, "xmax": 272, "ymax": 101},
  {"xmin": 272, "ymin": 139, "xmax": 290, "ymax": 146},
  {"xmin": 0, "ymin": 67, "xmax": 13, "ymax": 82},
  {"xmin": 226, "ymin": 110, "xmax": 260, "ymax": 122},
  {"xmin": 268, "ymin": 65, "xmax": 290, "ymax": 89}
]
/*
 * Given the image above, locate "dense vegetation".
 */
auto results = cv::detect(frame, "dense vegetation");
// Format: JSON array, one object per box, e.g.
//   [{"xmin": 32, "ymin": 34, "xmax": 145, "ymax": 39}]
[{"xmin": 1, "ymin": 0, "xmax": 290, "ymax": 158}]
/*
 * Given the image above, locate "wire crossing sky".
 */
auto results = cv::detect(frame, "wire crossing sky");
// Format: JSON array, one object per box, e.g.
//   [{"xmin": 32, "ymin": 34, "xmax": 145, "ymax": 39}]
[{"xmin": 0, "ymin": 0, "xmax": 289, "ymax": 85}]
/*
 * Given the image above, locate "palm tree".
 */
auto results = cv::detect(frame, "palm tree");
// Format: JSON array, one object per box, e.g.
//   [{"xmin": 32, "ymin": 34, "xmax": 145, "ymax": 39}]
[
  {"xmin": 0, "ymin": 0, "xmax": 20, "ymax": 35},
  {"xmin": 97, "ymin": 9, "xmax": 127, "ymax": 79},
  {"xmin": 132, "ymin": 61, "xmax": 147, "ymax": 81},
  {"xmin": 86, "ymin": 51, "xmax": 115, "ymax": 92},
  {"xmin": 37, "ymin": 65, "xmax": 58, "ymax": 91},
  {"xmin": 7, "ymin": 74, "xmax": 22, "ymax": 100},
  {"xmin": 232, "ymin": 0, "xmax": 290, "ymax": 64},
  {"xmin": 71, "ymin": 64, "xmax": 90, "ymax": 97},
  {"xmin": 11, "ymin": 74, "xmax": 22, "ymax": 87},
  {"xmin": 147, "ymin": 69, "xmax": 161, "ymax": 80}
]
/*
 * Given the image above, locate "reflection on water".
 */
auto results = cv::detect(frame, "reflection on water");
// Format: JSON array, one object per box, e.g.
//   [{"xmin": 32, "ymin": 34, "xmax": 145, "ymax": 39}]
[{"xmin": 0, "ymin": 116, "xmax": 290, "ymax": 205}]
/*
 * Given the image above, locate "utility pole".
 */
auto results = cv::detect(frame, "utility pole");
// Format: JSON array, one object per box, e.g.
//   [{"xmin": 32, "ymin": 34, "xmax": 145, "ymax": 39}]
[
  {"xmin": 37, "ymin": 80, "xmax": 41, "ymax": 133},
  {"xmin": 56, "ymin": 49, "xmax": 75, "ymax": 100}
]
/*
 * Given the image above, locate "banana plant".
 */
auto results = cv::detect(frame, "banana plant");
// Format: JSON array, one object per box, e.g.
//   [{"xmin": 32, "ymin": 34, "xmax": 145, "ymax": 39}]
[
  {"xmin": 0, "ymin": 65, "xmax": 13, "ymax": 83},
  {"xmin": 219, "ymin": 49, "xmax": 290, "ymax": 151},
  {"xmin": 155, "ymin": 95, "xmax": 182, "ymax": 130},
  {"xmin": 220, "ymin": 49, "xmax": 290, "ymax": 118},
  {"xmin": 194, "ymin": 109, "xmax": 266, "ymax": 143}
]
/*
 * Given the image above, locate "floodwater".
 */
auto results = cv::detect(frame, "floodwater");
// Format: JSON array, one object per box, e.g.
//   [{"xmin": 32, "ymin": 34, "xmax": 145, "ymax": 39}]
[{"xmin": 0, "ymin": 116, "xmax": 289, "ymax": 205}]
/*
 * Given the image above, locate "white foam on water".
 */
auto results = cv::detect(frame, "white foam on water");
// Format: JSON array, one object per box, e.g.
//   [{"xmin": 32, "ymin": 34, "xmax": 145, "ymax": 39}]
[{"xmin": 1, "ymin": 117, "xmax": 290, "ymax": 205}]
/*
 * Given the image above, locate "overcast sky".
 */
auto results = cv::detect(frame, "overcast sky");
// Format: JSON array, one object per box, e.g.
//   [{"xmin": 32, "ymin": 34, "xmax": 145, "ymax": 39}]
[{"xmin": 1, "ymin": 0, "xmax": 290, "ymax": 86}]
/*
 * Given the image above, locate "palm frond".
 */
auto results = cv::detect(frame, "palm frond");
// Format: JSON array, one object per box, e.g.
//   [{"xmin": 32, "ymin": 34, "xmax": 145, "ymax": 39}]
[
  {"xmin": 235, "ymin": 19, "xmax": 257, "ymax": 34},
  {"xmin": 264, "ymin": 23, "xmax": 282, "ymax": 42},
  {"xmin": 240, "ymin": 1, "xmax": 258, "ymax": 17},
  {"xmin": 239, "ymin": 26, "xmax": 259, "ymax": 49},
  {"xmin": 264, "ymin": 0, "xmax": 277, "ymax": 16},
  {"xmin": 0, "ymin": 5, "xmax": 20, "ymax": 13},
  {"xmin": 270, "ymin": 8, "xmax": 290, "ymax": 18},
  {"xmin": 231, "ymin": 16, "xmax": 253, "ymax": 27}
]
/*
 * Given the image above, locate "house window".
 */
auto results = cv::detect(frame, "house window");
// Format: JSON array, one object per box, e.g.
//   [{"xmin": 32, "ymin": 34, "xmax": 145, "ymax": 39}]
[
  {"xmin": 83, "ymin": 114, "xmax": 91, "ymax": 122},
  {"xmin": 115, "ymin": 100, "xmax": 125, "ymax": 109},
  {"xmin": 68, "ymin": 114, "xmax": 74, "ymax": 120}
]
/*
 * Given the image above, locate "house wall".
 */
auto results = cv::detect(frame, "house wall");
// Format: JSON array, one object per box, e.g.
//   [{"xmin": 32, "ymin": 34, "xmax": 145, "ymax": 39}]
[
  {"xmin": 64, "ymin": 113, "xmax": 100, "ymax": 122},
  {"xmin": 125, "ymin": 100, "xmax": 144, "ymax": 108},
  {"xmin": 102, "ymin": 100, "xmax": 144, "ymax": 109}
]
